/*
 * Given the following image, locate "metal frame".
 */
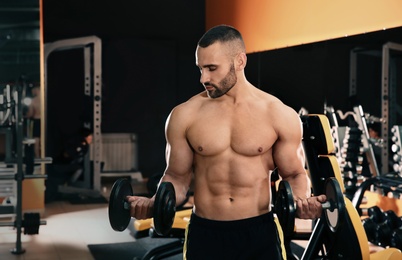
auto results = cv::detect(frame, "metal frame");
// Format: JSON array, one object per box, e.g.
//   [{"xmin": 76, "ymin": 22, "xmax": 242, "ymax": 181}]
[
  {"xmin": 349, "ymin": 49, "xmax": 357, "ymax": 97},
  {"xmin": 381, "ymin": 42, "xmax": 402, "ymax": 174},
  {"xmin": 350, "ymin": 42, "xmax": 402, "ymax": 174},
  {"xmin": 0, "ymin": 79, "xmax": 47, "ymax": 255},
  {"xmin": 44, "ymin": 36, "xmax": 103, "ymax": 191},
  {"xmin": 352, "ymin": 105, "xmax": 380, "ymax": 177}
]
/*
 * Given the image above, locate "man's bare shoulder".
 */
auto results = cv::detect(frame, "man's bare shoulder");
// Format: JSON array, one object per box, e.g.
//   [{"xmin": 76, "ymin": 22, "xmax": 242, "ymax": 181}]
[
  {"xmin": 168, "ymin": 91, "xmax": 207, "ymax": 121},
  {"xmin": 173, "ymin": 91, "xmax": 206, "ymax": 109},
  {"xmin": 255, "ymin": 90, "xmax": 287, "ymax": 112},
  {"xmin": 257, "ymin": 90, "xmax": 300, "ymax": 125}
]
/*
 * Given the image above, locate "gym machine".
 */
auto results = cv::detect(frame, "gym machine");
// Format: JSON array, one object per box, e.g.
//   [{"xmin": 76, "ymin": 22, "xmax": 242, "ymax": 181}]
[
  {"xmin": 44, "ymin": 36, "xmax": 142, "ymax": 199},
  {"xmin": 296, "ymin": 114, "xmax": 402, "ymax": 259},
  {"xmin": 325, "ymin": 104, "xmax": 381, "ymax": 199},
  {"xmin": 44, "ymin": 36, "xmax": 103, "ymax": 193},
  {"xmin": 0, "ymin": 77, "xmax": 50, "ymax": 254},
  {"xmin": 350, "ymin": 42, "xmax": 402, "ymax": 175}
]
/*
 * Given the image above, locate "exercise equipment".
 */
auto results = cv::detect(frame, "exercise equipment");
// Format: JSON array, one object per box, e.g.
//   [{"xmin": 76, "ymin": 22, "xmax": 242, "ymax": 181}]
[
  {"xmin": 391, "ymin": 125, "xmax": 402, "ymax": 174},
  {"xmin": 108, "ymin": 178, "xmax": 176, "ymax": 236},
  {"xmin": 362, "ymin": 206, "xmax": 385, "ymax": 242},
  {"xmin": 0, "ymin": 78, "xmax": 50, "ymax": 255},
  {"xmin": 274, "ymin": 177, "xmax": 345, "ymax": 236},
  {"xmin": 362, "ymin": 206, "xmax": 402, "ymax": 247},
  {"xmin": 295, "ymin": 113, "xmax": 402, "ymax": 259},
  {"xmin": 274, "ymin": 180, "xmax": 296, "ymax": 237},
  {"xmin": 375, "ymin": 211, "xmax": 402, "ymax": 247},
  {"xmin": 108, "ymin": 178, "xmax": 133, "ymax": 232},
  {"xmin": 0, "ymin": 212, "xmax": 46, "ymax": 235},
  {"xmin": 391, "ymin": 226, "xmax": 402, "ymax": 250},
  {"xmin": 153, "ymin": 181, "xmax": 176, "ymax": 236}
]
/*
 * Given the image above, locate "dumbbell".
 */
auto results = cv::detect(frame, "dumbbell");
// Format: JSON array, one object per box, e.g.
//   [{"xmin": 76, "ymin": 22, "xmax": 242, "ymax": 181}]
[
  {"xmin": 375, "ymin": 210, "xmax": 402, "ymax": 247},
  {"xmin": 108, "ymin": 178, "xmax": 176, "ymax": 236},
  {"xmin": 274, "ymin": 177, "xmax": 345, "ymax": 237},
  {"xmin": 361, "ymin": 206, "xmax": 385, "ymax": 243},
  {"xmin": 391, "ymin": 226, "xmax": 402, "ymax": 250}
]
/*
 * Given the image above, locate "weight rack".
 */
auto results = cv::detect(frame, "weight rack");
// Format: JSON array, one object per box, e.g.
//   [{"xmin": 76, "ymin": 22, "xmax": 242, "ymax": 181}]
[{"xmin": 0, "ymin": 78, "xmax": 50, "ymax": 254}]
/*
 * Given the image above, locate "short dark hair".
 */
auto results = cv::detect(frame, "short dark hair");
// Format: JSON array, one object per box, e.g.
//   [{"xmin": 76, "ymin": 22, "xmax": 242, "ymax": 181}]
[{"xmin": 198, "ymin": 25, "xmax": 245, "ymax": 49}]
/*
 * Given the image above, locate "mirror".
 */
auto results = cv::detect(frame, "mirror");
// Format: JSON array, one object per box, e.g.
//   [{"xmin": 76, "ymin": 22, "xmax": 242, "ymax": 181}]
[
  {"xmin": 0, "ymin": 0, "xmax": 41, "ymax": 160},
  {"xmin": 0, "ymin": 1, "xmax": 40, "ymax": 83}
]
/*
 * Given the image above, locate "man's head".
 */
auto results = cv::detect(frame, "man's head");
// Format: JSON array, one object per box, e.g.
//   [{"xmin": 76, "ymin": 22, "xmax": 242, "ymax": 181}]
[
  {"xmin": 197, "ymin": 25, "xmax": 246, "ymax": 57},
  {"xmin": 196, "ymin": 25, "xmax": 247, "ymax": 98}
]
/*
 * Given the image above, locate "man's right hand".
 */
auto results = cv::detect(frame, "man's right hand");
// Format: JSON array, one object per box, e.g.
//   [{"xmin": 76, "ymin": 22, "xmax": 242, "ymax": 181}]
[
  {"xmin": 126, "ymin": 196, "xmax": 155, "ymax": 220},
  {"xmin": 295, "ymin": 194, "xmax": 327, "ymax": 219}
]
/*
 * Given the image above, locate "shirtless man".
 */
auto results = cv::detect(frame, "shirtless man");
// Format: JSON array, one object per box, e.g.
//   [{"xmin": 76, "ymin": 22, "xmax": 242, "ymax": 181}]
[{"xmin": 127, "ymin": 25, "xmax": 326, "ymax": 259}]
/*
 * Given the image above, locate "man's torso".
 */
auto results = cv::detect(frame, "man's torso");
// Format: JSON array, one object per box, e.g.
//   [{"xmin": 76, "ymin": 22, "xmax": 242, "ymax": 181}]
[{"xmin": 183, "ymin": 91, "xmax": 282, "ymax": 220}]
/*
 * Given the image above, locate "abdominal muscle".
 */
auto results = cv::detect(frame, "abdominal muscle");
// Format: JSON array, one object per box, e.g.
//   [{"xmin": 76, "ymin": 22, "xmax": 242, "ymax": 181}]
[{"xmin": 192, "ymin": 151, "xmax": 272, "ymax": 221}]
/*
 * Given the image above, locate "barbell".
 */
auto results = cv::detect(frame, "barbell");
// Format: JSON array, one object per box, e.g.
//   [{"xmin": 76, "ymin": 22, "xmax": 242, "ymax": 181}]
[
  {"xmin": 274, "ymin": 177, "xmax": 345, "ymax": 237},
  {"xmin": 108, "ymin": 178, "xmax": 176, "ymax": 236}
]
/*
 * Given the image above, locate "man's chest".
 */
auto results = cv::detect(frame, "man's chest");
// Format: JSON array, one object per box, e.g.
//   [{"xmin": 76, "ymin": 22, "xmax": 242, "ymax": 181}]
[{"xmin": 186, "ymin": 110, "xmax": 277, "ymax": 156}]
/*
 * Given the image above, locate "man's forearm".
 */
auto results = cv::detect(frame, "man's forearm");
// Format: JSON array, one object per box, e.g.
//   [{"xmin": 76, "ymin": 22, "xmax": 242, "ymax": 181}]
[{"xmin": 283, "ymin": 172, "xmax": 311, "ymax": 201}]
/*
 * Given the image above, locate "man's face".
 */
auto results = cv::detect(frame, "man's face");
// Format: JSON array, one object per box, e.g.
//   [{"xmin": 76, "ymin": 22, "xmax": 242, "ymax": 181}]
[{"xmin": 196, "ymin": 43, "xmax": 237, "ymax": 98}]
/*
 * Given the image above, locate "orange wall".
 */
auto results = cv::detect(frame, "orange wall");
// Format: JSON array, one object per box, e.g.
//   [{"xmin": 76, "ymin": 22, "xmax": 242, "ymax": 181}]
[{"xmin": 206, "ymin": 0, "xmax": 402, "ymax": 53}]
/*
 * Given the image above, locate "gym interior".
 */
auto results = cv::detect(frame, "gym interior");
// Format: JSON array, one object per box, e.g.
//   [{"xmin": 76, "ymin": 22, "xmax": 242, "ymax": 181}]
[{"xmin": 1, "ymin": 0, "xmax": 402, "ymax": 259}]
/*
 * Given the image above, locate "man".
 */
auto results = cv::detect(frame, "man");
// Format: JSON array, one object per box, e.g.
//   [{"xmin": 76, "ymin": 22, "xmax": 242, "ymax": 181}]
[{"xmin": 127, "ymin": 25, "xmax": 326, "ymax": 259}]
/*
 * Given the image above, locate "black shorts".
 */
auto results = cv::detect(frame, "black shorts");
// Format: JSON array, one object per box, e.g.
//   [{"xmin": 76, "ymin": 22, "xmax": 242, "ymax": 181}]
[{"xmin": 184, "ymin": 211, "xmax": 285, "ymax": 260}]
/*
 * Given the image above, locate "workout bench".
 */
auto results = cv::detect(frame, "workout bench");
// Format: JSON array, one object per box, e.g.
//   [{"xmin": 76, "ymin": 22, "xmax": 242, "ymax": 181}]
[
  {"xmin": 134, "ymin": 208, "xmax": 192, "ymax": 238},
  {"xmin": 298, "ymin": 114, "xmax": 401, "ymax": 259}
]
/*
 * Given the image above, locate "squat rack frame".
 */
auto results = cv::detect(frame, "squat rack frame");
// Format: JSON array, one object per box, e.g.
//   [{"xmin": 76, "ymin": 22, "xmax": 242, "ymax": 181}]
[
  {"xmin": 44, "ymin": 36, "xmax": 103, "ymax": 191},
  {"xmin": 350, "ymin": 42, "xmax": 402, "ymax": 174}
]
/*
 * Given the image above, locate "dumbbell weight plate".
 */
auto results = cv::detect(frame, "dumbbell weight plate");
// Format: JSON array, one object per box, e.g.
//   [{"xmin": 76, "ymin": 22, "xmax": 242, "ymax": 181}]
[
  {"xmin": 324, "ymin": 177, "xmax": 345, "ymax": 233},
  {"xmin": 390, "ymin": 228, "xmax": 402, "ymax": 249},
  {"xmin": 153, "ymin": 182, "xmax": 176, "ymax": 236},
  {"xmin": 275, "ymin": 181, "xmax": 296, "ymax": 237},
  {"xmin": 108, "ymin": 178, "xmax": 133, "ymax": 232}
]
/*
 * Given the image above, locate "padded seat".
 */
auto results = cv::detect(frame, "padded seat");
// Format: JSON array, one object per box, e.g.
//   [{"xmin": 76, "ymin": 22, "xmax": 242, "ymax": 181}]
[{"xmin": 301, "ymin": 114, "xmax": 340, "ymax": 194}]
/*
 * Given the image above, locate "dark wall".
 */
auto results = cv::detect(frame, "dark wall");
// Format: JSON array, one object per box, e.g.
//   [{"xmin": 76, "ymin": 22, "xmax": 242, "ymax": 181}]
[
  {"xmin": 245, "ymin": 27, "xmax": 402, "ymax": 119},
  {"xmin": 246, "ymin": 43, "xmax": 350, "ymax": 114},
  {"xmin": 43, "ymin": 0, "xmax": 205, "ymax": 177},
  {"xmin": 101, "ymin": 38, "xmax": 177, "ymax": 175},
  {"xmin": 46, "ymin": 49, "xmax": 86, "ymax": 161}
]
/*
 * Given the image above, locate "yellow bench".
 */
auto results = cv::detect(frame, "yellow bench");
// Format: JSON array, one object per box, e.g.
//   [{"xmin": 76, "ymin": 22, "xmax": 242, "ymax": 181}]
[{"xmin": 134, "ymin": 208, "xmax": 192, "ymax": 234}]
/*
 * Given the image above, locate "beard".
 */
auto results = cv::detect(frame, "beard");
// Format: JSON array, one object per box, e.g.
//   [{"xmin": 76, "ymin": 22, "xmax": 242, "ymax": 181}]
[{"xmin": 206, "ymin": 63, "xmax": 237, "ymax": 99}]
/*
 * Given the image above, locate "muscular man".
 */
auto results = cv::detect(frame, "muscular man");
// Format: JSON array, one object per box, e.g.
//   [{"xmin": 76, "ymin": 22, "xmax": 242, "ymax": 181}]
[{"xmin": 127, "ymin": 25, "xmax": 326, "ymax": 259}]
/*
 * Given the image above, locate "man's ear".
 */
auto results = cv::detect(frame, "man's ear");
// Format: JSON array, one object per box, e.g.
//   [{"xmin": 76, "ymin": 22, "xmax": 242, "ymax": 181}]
[{"xmin": 236, "ymin": 52, "xmax": 247, "ymax": 70}]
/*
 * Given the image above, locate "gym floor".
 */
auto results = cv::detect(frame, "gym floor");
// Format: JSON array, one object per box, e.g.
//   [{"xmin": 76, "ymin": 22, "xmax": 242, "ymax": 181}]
[
  {"xmin": 0, "ymin": 177, "xmax": 146, "ymax": 260},
  {"xmin": 0, "ymin": 177, "xmax": 312, "ymax": 260}
]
